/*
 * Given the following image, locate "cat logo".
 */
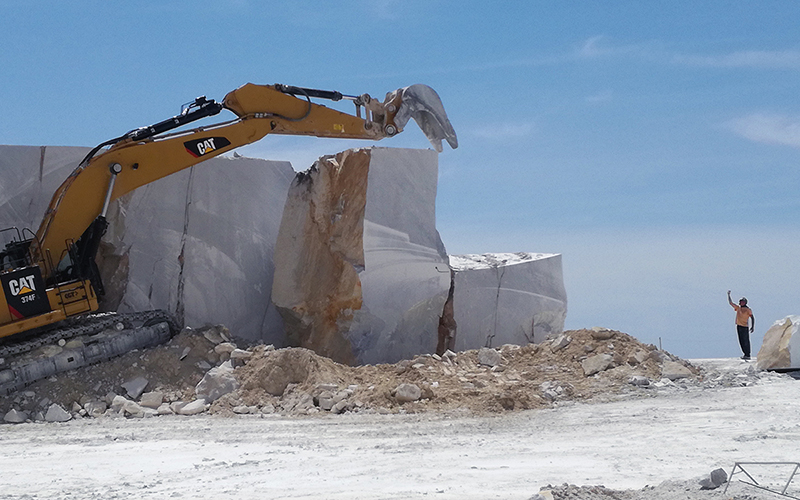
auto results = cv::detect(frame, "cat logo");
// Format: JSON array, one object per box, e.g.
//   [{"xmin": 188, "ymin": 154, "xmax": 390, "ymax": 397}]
[
  {"xmin": 184, "ymin": 137, "xmax": 232, "ymax": 158},
  {"xmin": 2, "ymin": 266, "xmax": 50, "ymax": 319},
  {"xmin": 8, "ymin": 275, "xmax": 36, "ymax": 296}
]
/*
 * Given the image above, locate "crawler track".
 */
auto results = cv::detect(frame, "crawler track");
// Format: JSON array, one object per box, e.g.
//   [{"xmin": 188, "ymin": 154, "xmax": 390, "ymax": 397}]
[
  {"xmin": 0, "ymin": 310, "xmax": 177, "ymax": 360},
  {"xmin": 0, "ymin": 310, "xmax": 179, "ymax": 395}
]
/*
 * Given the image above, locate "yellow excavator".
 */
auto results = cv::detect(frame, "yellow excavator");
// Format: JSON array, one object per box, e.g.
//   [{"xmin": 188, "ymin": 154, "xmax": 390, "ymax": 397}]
[{"xmin": 0, "ymin": 82, "xmax": 457, "ymax": 391}]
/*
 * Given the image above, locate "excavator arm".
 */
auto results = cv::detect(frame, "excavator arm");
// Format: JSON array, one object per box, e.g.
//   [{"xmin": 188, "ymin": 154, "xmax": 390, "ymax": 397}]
[{"xmin": 31, "ymin": 82, "xmax": 458, "ymax": 283}]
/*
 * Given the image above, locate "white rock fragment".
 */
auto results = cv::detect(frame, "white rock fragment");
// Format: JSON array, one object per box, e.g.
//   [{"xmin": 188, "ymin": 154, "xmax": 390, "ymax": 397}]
[
  {"xmin": 232, "ymin": 405, "xmax": 258, "ymax": 414},
  {"xmin": 45, "ymin": 404, "xmax": 72, "ymax": 422},
  {"xmin": 477, "ymin": 347, "xmax": 502, "ymax": 367},
  {"xmin": 121, "ymin": 377, "xmax": 148, "ymax": 400},
  {"xmin": 627, "ymin": 349, "xmax": 648, "ymax": 366},
  {"xmin": 195, "ymin": 361, "xmax": 238, "ymax": 402},
  {"xmin": 122, "ymin": 400, "xmax": 148, "ymax": 418},
  {"xmin": 393, "ymin": 383, "xmax": 422, "ymax": 403},
  {"xmin": 229, "ymin": 349, "xmax": 253, "ymax": 367},
  {"xmin": 110, "ymin": 395, "xmax": 129, "ymax": 413},
  {"xmin": 84, "ymin": 401, "xmax": 107, "ymax": 417},
  {"xmin": 178, "ymin": 399, "xmax": 208, "ymax": 415},
  {"xmin": 4, "ymin": 409, "xmax": 28, "ymax": 423},
  {"xmin": 139, "ymin": 391, "xmax": 164, "ymax": 409},
  {"xmin": 661, "ymin": 361, "xmax": 692, "ymax": 381},
  {"xmin": 590, "ymin": 328, "xmax": 615, "ymax": 340},
  {"xmin": 581, "ymin": 354, "xmax": 614, "ymax": 376},
  {"xmin": 214, "ymin": 343, "xmax": 236, "ymax": 361},
  {"xmin": 156, "ymin": 403, "xmax": 173, "ymax": 415},
  {"xmin": 202, "ymin": 326, "xmax": 230, "ymax": 345},
  {"xmin": 550, "ymin": 333, "xmax": 572, "ymax": 353}
]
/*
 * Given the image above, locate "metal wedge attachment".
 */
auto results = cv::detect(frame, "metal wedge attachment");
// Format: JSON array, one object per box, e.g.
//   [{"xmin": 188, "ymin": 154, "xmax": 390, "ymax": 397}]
[{"xmin": 384, "ymin": 84, "xmax": 458, "ymax": 152}]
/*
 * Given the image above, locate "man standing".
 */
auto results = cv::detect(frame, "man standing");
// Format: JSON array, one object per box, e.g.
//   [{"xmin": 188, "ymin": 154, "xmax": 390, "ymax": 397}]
[{"xmin": 728, "ymin": 290, "xmax": 755, "ymax": 360}]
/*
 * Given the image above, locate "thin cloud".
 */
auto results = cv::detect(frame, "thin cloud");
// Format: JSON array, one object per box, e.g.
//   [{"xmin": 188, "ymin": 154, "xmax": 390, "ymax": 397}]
[
  {"xmin": 576, "ymin": 36, "xmax": 654, "ymax": 59},
  {"xmin": 585, "ymin": 90, "xmax": 613, "ymax": 104},
  {"xmin": 471, "ymin": 122, "xmax": 535, "ymax": 141},
  {"xmin": 727, "ymin": 113, "xmax": 800, "ymax": 149},
  {"xmin": 579, "ymin": 36, "xmax": 800, "ymax": 71},
  {"xmin": 673, "ymin": 50, "xmax": 800, "ymax": 69}
]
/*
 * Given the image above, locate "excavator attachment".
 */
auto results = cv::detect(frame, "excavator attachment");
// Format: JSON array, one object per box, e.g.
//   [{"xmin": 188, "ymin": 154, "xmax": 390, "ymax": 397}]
[{"xmin": 386, "ymin": 84, "xmax": 458, "ymax": 152}]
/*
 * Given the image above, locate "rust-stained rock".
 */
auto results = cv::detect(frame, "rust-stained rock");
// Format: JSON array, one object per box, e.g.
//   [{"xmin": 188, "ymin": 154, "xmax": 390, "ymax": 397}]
[{"xmin": 272, "ymin": 147, "xmax": 450, "ymax": 365}]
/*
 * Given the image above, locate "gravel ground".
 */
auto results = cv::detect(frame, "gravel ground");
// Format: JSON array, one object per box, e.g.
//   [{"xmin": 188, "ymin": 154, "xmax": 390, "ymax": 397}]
[{"xmin": 1, "ymin": 357, "xmax": 798, "ymax": 499}]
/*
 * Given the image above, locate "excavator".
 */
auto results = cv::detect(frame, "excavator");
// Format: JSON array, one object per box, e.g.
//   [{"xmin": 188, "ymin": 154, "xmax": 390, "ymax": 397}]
[{"xmin": 0, "ymin": 82, "xmax": 457, "ymax": 393}]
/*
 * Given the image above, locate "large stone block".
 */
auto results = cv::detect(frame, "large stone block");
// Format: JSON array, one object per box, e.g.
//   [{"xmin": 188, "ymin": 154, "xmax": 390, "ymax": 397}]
[
  {"xmin": 0, "ymin": 145, "xmax": 93, "ymax": 232},
  {"xmin": 272, "ymin": 147, "xmax": 451, "ymax": 365},
  {"xmin": 757, "ymin": 316, "xmax": 800, "ymax": 370},
  {"xmin": 449, "ymin": 253, "xmax": 567, "ymax": 351},
  {"xmin": 101, "ymin": 155, "xmax": 293, "ymax": 344},
  {"xmin": 0, "ymin": 145, "xmax": 293, "ymax": 344}
]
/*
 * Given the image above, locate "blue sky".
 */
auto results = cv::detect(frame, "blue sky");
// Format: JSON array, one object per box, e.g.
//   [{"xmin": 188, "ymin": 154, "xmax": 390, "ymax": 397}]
[{"xmin": 3, "ymin": 1, "xmax": 800, "ymax": 358}]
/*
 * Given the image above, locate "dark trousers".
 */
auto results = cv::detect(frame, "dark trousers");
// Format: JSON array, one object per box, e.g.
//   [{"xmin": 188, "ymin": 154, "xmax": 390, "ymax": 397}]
[{"xmin": 737, "ymin": 325, "xmax": 750, "ymax": 358}]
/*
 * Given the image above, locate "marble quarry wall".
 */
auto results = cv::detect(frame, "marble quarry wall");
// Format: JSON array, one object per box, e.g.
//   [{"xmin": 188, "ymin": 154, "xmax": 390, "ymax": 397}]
[
  {"xmin": 0, "ymin": 145, "xmax": 293, "ymax": 345},
  {"xmin": 448, "ymin": 253, "xmax": 567, "ymax": 351},
  {"xmin": 1, "ymin": 144, "xmax": 568, "ymax": 365},
  {"xmin": 271, "ymin": 148, "xmax": 451, "ymax": 365},
  {"xmin": 757, "ymin": 316, "xmax": 800, "ymax": 370}
]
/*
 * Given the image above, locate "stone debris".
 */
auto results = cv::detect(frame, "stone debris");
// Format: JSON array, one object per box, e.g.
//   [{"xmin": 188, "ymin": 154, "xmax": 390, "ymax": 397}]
[
  {"xmin": 477, "ymin": 347, "xmax": 502, "ymax": 367},
  {"xmin": 84, "ymin": 401, "xmax": 107, "ymax": 417},
  {"xmin": 121, "ymin": 376, "xmax": 149, "ymax": 400},
  {"xmin": 110, "ymin": 395, "xmax": 128, "ymax": 413},
  {"xmin": 698, "ymin": 468, "xmax": 728, "ymax": 490},
  {"xmin": 139, "ymin": 391, "xmax": 164, "ymax": 409},
  {"xmin": 195, "ymin": 361, "xmax": 238, "ymax": 402},
  {"xmin": 44, "ymin": 403, "xmax": 71, "ymax": 422},
  {"xmin": 177, "ymin": 399, "xmax": 208, "ymax": 415},
  {"xmin": 660, "ymin": 361, "xmax": 693, "ymax": 381},
  {"xmin": 2, "ymin": 326, "xmax": 788, "ymax": 423},
  {"xmin": 550, "ymin": 334, "xmax": 572, "ymax": 353},
  {"xmin": 393, "ymin": 383, "xmax": 422, "ymax": 403},
  {"xmin": 581, "ymin": 354, "xmax": 614, "ymax": 376},
  {"xmin": 4, "ymin": 408, "xmax": 27, "ymax": 423}
]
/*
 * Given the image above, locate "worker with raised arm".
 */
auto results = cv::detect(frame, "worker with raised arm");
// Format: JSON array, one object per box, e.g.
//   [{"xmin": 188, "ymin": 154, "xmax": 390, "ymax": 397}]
[{"xmin": 728, "ymin": 290, "xmax": 755, "ymax": 360}]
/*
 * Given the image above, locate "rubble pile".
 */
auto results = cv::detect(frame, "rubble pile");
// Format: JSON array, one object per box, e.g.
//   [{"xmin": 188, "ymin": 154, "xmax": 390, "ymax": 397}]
[{"xmin": 0, "ymin": 325, "xmax": 774, "ymax": 424}]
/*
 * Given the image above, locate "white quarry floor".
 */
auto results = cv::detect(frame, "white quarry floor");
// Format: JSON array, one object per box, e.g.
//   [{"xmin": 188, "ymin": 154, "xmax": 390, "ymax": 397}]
[{"xmin": 1, "ymin": 358, "xmax": 799, "ymax": 499}]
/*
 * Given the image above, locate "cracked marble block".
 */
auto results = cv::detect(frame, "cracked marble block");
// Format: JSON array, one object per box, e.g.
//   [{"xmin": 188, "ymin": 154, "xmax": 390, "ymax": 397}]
[
  {"xmin": 271, "ymin": 147, "xmax": 451, "ymax": 365},
  {"xmin": 0, "ymin": 145, "xmax": 93, "ymax": 232},
  {"xmin": 449, "ymin": 253, "xmax": 567, "ymax": 351},
  {"xmin": 0, "ymin": 145, "xmax": 293, "ymax": 344},
  {"xmin": 757, "ymin": 316, "xmax": 800, "ymax": 370}
]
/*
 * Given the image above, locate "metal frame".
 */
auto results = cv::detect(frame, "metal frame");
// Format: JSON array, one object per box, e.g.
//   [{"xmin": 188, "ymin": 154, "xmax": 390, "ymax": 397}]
[{"xmin": 724, "ymin": 462, "xmax": 800, "ymax": 499}]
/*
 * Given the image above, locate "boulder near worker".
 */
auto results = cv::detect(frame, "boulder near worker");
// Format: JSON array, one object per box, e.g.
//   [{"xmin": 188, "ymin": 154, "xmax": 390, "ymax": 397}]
[{"xmin": 728, "ymin": 290, "xmax": 755, "ymax": 360}]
